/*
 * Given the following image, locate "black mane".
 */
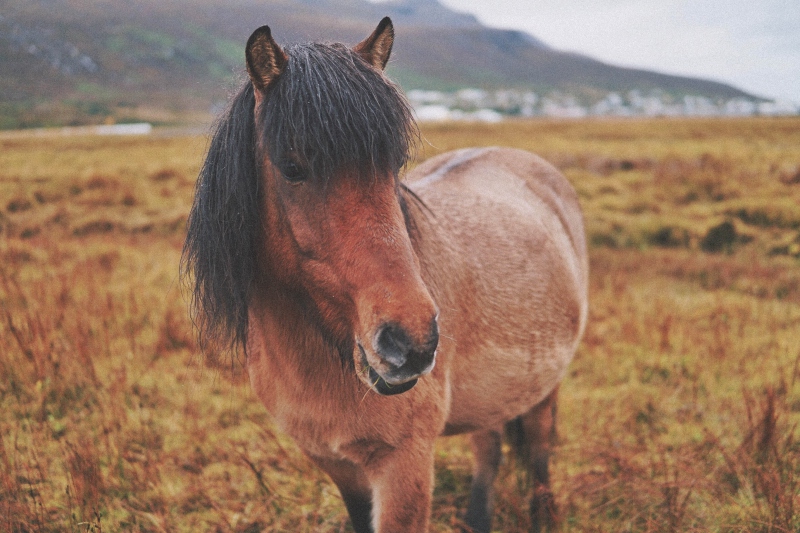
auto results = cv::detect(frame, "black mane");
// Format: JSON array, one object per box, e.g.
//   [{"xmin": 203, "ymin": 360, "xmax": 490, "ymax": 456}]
[
  {"xmin": 259, "ymin": 42, "xmax": 416, "ymax": 181},
  {"xmin": 181, "ymin": 40, "xmax": 417, "ymax": 353}
]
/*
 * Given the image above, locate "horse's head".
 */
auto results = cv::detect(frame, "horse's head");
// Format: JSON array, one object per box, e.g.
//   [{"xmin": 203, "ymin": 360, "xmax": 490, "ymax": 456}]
[{"xmin": 245, "ymin": 19, "xmax": 438, "ymax": 395}]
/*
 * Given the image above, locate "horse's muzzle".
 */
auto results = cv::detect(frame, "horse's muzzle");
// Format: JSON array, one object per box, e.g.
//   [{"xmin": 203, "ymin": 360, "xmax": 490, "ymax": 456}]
[{"xmin": 358, "ymin": 319, "xmax": 438, "ymax": 395}]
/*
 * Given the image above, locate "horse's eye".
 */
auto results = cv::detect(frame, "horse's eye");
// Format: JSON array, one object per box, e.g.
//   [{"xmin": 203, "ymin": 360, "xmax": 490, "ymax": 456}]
[{"xmin": 279, "ymin": 161, "xmax": 306, "ymax": 183}]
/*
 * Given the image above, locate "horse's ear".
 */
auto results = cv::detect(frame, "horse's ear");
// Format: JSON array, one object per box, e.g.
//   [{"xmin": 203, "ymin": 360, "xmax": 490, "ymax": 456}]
[
  {"xmin": 355, "ymin": 17, "xmax": 394, "ymax": 70},
  {"xmin": 246, "ymin": 25, "xmax": 287, "ymax": 93}
]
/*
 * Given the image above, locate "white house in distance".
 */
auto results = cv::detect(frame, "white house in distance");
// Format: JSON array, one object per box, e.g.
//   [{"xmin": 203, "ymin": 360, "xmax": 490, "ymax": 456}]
[{"xmin": 406, "ymin": 88, "xmax": 799, "ymax": 122}]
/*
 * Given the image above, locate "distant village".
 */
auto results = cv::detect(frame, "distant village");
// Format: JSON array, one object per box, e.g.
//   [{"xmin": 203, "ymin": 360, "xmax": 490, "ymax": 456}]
[{"xmin": 408, "ymin": 88, "xmax": 799, "ymax": 122}]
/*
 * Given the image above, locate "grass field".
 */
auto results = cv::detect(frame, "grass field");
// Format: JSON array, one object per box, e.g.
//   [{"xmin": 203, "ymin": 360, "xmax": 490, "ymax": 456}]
[{"xmin": 1, "ymin": 117, "xmax": 799, "ymax": 532}]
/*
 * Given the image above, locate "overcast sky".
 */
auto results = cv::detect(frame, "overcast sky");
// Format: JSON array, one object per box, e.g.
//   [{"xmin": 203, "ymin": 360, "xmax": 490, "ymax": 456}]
[{"xmin": 392, "ymin": 0, "xmax": 800, "ymax": 102}]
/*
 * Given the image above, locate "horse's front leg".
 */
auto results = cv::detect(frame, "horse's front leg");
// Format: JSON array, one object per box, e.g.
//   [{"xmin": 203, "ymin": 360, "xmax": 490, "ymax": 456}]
[
  {"xmin": 309, "ymin": 455, "xmax": 374, "ymax": 533},
  {"xmin": 365, "ymin": 439, "xmax": 436, "ymax": 533}
]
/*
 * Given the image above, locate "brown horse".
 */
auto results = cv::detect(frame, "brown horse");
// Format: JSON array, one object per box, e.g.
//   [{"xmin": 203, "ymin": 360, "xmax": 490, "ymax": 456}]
[{"xmin": 182, "ymin": 17, "xmax": 588, "ymax": 533}]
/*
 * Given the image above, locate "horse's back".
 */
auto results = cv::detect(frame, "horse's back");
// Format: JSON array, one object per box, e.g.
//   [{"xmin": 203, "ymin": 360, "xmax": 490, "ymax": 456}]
[
  {"xmin": 407, "ymin": 146, "xmax": 587, "ymax": 305},
  {"xmin": 406, "ymin": 147, "xmax": 588, "ymax": 431},
  {"xmin": 409, "ymin": 147, "xmax": 586, "ymax": 273}
]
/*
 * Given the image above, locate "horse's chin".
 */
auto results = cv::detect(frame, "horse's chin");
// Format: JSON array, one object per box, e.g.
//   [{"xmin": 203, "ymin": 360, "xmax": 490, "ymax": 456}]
[{"xmin": 357, "ymin": 343, "xmax": 418, "ymax": 396}]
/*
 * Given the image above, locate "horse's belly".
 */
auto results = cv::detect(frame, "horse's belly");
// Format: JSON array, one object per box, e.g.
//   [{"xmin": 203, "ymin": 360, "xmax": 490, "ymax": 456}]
[
  {"xmin": 409, "ymin": 147, "xmax": 587, "ymax": 434},
  {"xmin": 428, "ymin": 197, "xmax": 582, "ymax": 432},
  {"xmin": 443, "ymin": 340, "xmax": 573, "ymax": 433}
]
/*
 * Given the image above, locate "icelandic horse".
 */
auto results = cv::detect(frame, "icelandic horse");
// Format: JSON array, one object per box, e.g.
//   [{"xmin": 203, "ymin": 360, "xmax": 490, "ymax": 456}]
[{"xmin": 182, "ymin": 17, "xmax": 588, "ymax": 533}]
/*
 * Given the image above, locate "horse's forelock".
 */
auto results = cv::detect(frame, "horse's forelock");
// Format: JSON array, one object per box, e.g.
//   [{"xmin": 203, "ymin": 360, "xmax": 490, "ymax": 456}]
[{"xmin": 257, "ymin": 42, "xmax": 418, "ymax": 182}]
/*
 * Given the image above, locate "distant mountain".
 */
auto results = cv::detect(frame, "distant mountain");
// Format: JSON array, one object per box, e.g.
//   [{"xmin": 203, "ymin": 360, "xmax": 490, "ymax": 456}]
[{"xmin": 0, "ymin": 0, "xmax": 760, "ymax": 128}]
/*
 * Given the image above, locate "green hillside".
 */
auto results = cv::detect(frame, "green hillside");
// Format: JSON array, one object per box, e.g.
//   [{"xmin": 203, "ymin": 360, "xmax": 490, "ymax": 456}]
[{"xmin": 0, "ymin": 0, "xmax": 759, "ymax": 128}]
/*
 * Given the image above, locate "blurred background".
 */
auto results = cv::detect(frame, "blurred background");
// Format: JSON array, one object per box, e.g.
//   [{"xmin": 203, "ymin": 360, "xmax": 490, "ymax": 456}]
[
  {"xmin": 2, "ymin": 2, "xmax": 799, "ymax": 532},
  {"xmin": 1, "ymin": 0, "xmax": 798, "ymax": 130}
]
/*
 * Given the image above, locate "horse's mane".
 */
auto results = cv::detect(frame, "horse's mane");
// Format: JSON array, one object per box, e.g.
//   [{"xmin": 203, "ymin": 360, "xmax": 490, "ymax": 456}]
[
  {"xmin": 181, "ymin": 41, "xmax": 418, "ymax": 354},
  {"xmin": 259, "ymin": 42, "xmax": 416, "ymax": 181},
  {"xmin": 181, "ymin": 82, "xmax": 260, "ymax": 355}
]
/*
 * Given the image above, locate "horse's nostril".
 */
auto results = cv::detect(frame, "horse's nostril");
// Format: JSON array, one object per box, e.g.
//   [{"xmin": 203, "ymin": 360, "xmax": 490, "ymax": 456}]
[
  {"xmin": 428, "ymin": 318, "xmax": 439, "ymax": 352},
  {"xmin": 374, "ymin": 320, "xmax": 439, "ymax": 376},
  {"xmin": 375, "ymin": 324, "xmax": 412, "ymax": 368}
]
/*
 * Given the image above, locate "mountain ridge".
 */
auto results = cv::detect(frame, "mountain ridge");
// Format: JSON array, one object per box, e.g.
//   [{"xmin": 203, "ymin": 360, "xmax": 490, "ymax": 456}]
[{"xmin": 0, "ymin": 0, "xmax": 761, "ymax": 128}]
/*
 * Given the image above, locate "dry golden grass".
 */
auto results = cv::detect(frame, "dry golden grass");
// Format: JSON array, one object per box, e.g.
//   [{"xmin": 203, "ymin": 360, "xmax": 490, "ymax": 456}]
[{"xmin": 1, "ymin": 118, "xmax": 799, "ymax": 532}]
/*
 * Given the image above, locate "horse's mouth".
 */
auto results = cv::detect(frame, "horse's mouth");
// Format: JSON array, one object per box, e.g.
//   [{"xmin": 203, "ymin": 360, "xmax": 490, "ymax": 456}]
[
  {"xmin": 367, "ymin": 366, "xmax": 418, "ymax": 396},
  {"xmin": 358, "ymin": 344, "xmax": 418, "ymax": 396}
]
